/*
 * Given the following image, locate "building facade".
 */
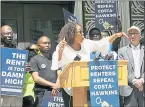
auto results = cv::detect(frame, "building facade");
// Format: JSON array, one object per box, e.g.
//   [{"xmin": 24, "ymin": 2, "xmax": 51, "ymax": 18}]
[
  {"xmin": 82, "ymin": 1, "xmax": 144, "ymax": 47},
  {"xmin": 1, "ymin": 1, "xmax": 144, "ymax": 48},
  {"xmin": 1, "ymin": 1, "xmax": 74, "ymax": 48}
]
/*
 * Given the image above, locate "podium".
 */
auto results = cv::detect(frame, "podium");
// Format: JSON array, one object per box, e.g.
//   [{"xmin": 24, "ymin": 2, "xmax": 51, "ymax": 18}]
[{"xmin": 59, "ymin": 60, "xmax": 128, "ymax": 107}]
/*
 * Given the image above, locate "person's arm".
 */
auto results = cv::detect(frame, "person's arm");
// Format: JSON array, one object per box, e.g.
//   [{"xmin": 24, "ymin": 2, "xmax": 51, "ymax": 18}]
[
  {"xmin": 56, "ymin": 69, "xmax": 62, "ymax": 88},
  {"xmin": 51, "ymin": 51, "xmax": 59, "ymax": 70},
  {"xmin": 51, "ymin": 69, "xmax": 62, "ymax": 96},
  {"xmin": 30, "ymin": 58, "xmax": 57, "ymax": 89},
  {"xmin": 109, "ymin": 32, "xmax": 124, "ymax": 43},
  {"xmin": 32, "ymin": 72, "xmax": 56, "ymax": 88},
  {"xmin": 136, "ymin": 64, "xmax": 144, "ymax": 91},
  {"xmin": 90, "ymin": 32, "xmax": 125, "ymax": 53},
  {"xmin": 140, "ymin": 60, "xmax": 144, "ymax": 84},
  {"xmin": 132, "ymin": 70, "xmax": 144, "ymax": 91}
]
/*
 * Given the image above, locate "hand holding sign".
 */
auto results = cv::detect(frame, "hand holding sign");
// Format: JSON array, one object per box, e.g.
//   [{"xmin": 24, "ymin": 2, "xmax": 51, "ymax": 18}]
[
  {"xmin": 1, "ymin": 48, "xmax": 28, "ymax": 96},
  {"xmin": 51, "ymin": 89, "xmax": 59, "ymax": 96},
  {"xmin": 43, "ymin": 91, "xmax": 64, "ymax": 107},
  {"xmin": 26, "ymin": 62, "xmax": 31, "ymax": 71}
]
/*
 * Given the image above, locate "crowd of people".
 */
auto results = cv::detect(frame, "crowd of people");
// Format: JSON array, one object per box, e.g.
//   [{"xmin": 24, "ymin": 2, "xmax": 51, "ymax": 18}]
[{"xmin": 0, "ymin": 22, "xmax": 144, "ymax": 107}]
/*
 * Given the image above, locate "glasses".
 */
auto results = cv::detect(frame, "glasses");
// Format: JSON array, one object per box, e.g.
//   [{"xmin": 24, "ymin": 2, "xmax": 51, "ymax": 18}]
[{"xmin": 128, "ymin": 33, "xmax": 140, "ymax": 36}]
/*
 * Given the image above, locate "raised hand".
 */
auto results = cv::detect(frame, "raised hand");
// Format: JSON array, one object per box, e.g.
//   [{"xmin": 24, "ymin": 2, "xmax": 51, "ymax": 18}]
[
  {"xmin": 116, "ymin": 32, "xmax": 129, "ymax": 38},
  {"xmin": 59, "ymin": 37, "xmax": 67, "ymax": 52}
]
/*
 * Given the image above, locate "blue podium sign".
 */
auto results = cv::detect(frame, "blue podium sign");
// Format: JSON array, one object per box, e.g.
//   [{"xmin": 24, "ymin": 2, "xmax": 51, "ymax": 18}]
[
  {"xmin": 89, "ymin": 60, "xmax": 119, "ymax": 107},
  {"xmin": 1, "ymin": 47, "xmax": 28, "ymax": 96},
  {"xmin": 42, "ymin": 91, "xmax": 64, "ymax": 107}
]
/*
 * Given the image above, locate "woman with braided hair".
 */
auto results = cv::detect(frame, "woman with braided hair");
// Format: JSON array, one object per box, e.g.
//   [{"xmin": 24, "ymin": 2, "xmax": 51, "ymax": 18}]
[{"xmin": 51, "ymin": 22, "xmax": 126, "ymax": 107}]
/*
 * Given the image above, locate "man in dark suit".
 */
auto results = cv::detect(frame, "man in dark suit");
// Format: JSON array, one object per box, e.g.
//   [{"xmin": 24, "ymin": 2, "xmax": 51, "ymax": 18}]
[{"xmin": 118, "ymin": 26, "xmax": 144, "ymax": 107}]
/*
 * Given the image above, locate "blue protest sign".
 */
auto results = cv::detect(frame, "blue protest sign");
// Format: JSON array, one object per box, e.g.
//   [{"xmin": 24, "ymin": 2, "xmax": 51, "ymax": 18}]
[
  {"xmin": 95, "ymin": 0, "xmax": 118, "ymax": 31},
  {"xmin": 63, "ymin": 8, "xmax": 78, "ymax": 24},
  {"xmin": 1, "ymin": 47, "xmax": 28, "ymax": 96},
  {"xmin": 89, "ymin": 60, "xmax": 119, "ymax": 107},
  {"xmin": 42, "ymin": 91, "xmax": 64, "ymax": 107}
]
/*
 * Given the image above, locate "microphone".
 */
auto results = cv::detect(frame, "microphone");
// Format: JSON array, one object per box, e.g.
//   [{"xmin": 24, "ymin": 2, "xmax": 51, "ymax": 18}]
[
  {"xmin": 104, "ymin": 51, "xmax": 114, "ymax": 60},
  {"xmin": 95, "ymin": 51, "xmax": 101, "ymax": 60},
  {"xmin": 94, "ymin": 51, "xmax": 105, "ymax": 61},
  {"xmin": 94, "ymin": 51, "xmax": 115, "ymax": 61},
  {"xmin": 74, "ymin": 54, "xmax": 81, "ymax": 61}
]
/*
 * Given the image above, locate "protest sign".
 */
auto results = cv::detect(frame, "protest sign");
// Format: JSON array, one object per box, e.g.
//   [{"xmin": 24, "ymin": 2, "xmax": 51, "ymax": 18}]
[
  {"xmin": 63, "ymin": 8, "xmax": 78, "ymax": 24},
  {"xmin": 89, "ymin": 60, "xmax": 119, "ymax": 107},
  {"xmin": 42, "ymin": 91, "xmax": 64, "ymax": 107},
  {"xmin": 1, "ymin": 47, "xmax": 28, "ymax": 96},
  {"xmin": 95, "ymin": 0, "xmax": 118, "ymax": 31}
]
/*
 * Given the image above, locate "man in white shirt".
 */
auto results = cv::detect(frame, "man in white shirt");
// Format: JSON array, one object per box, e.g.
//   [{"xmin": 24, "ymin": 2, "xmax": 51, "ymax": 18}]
[{"xmin": 118, "ymin": 26, "xmax": 144, "ymax": 107}]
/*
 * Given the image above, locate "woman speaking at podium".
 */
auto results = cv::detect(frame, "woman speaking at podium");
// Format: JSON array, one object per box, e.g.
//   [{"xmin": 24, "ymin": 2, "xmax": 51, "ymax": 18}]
[{"xmin": 51, "ymin": 22, "xmax": 125, "ymax": 107}]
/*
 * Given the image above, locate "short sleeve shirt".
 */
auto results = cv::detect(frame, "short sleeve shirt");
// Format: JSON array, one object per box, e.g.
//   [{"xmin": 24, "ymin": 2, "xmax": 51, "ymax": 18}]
[{"xmin": 30, "ymin": 54, "xmax": 57, "ymax": 89}]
